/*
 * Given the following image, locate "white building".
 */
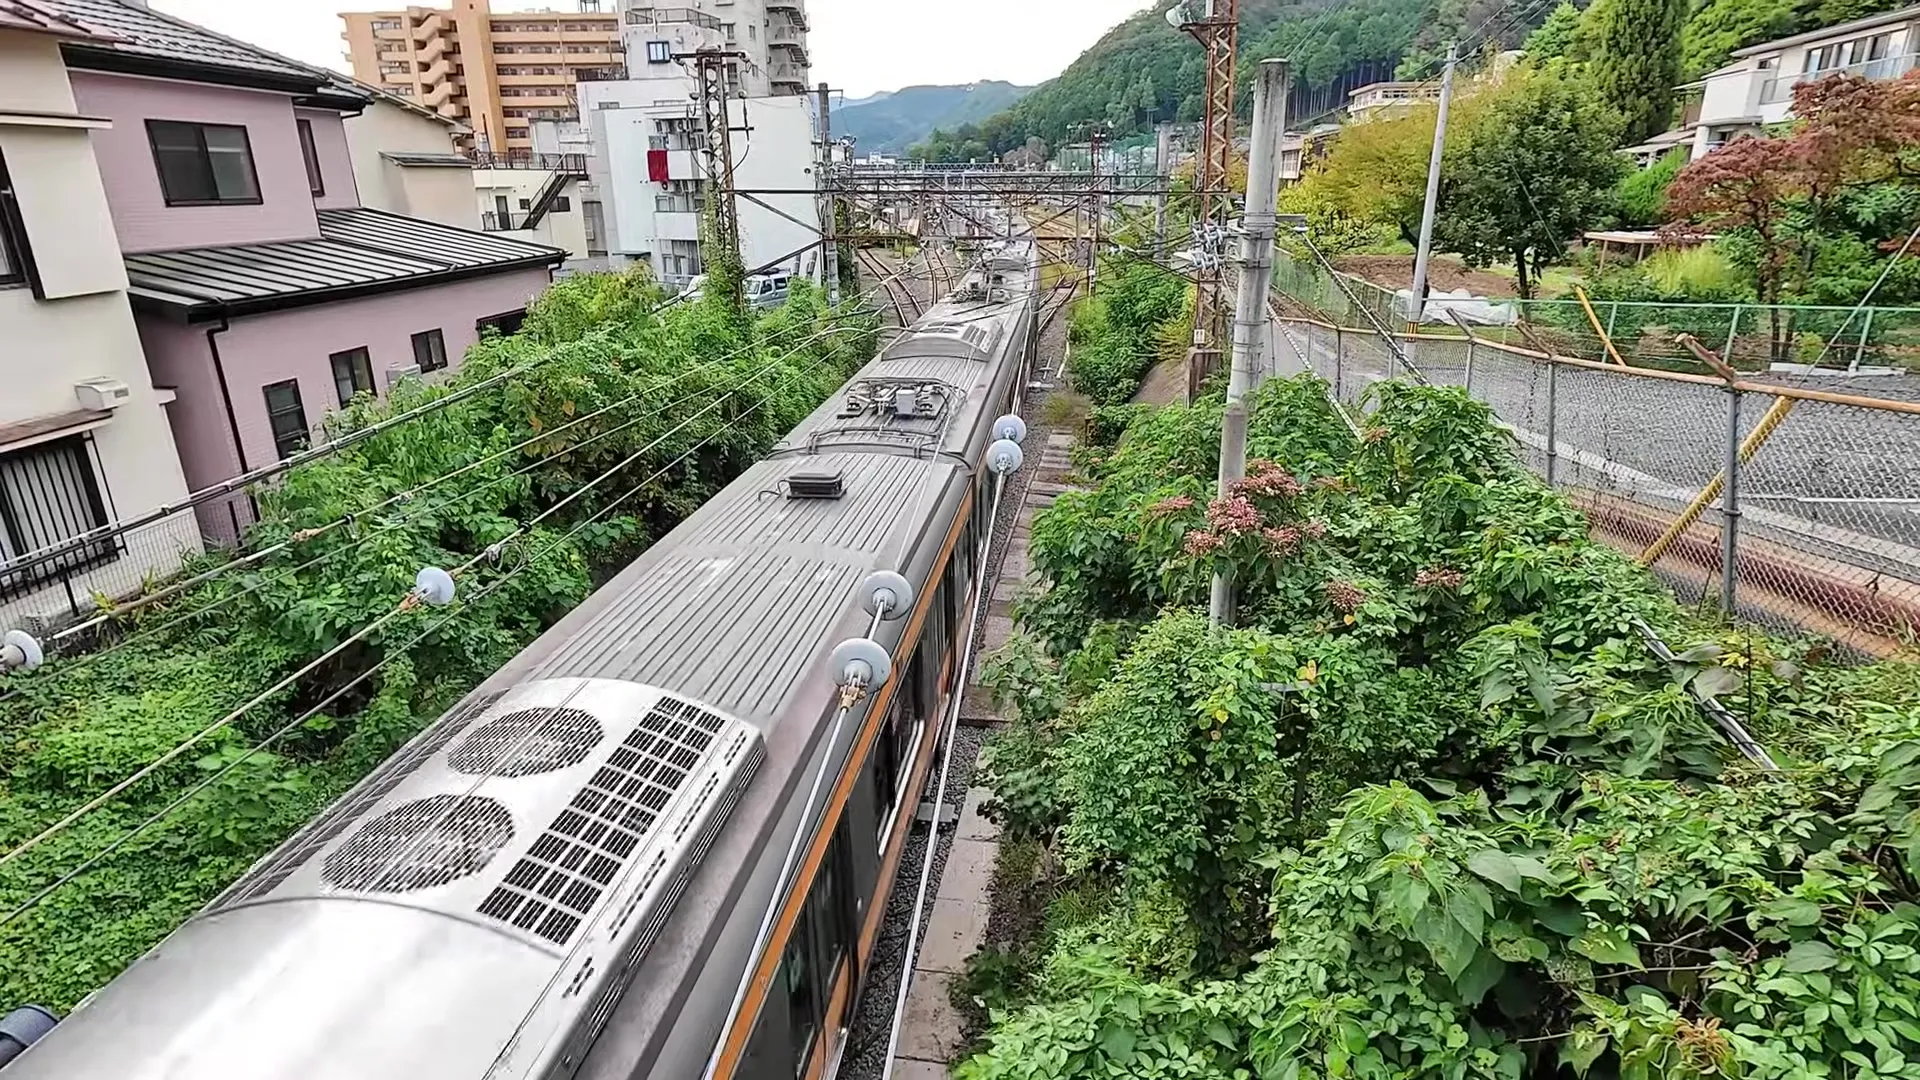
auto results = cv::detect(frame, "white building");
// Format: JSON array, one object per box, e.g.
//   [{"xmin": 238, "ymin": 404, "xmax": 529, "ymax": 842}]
[
  {"xmin": 472, "ymin": 152, "xmax": 599, "ymax": 269},
  {"xmin": 0, "ymin": 4, "xmax": 197, "ymax": 631},
  {"xmin": 577, "ymin": 77, "xmax": 824, "ymax": 289},
  {"xmin": 620, "ymin": 0, "xmax": 810, "ymax": 98},
  {"xmin": 1667, "ymin": 4, "xmax": 1919, "ymax": 160},
  {"xmin": 1345, "ymin": 81, "xmax": 1443, "ymax": 120},
  {"xmin": 339, "ymin": 77, "xmax": 481, "ymax": 229}
]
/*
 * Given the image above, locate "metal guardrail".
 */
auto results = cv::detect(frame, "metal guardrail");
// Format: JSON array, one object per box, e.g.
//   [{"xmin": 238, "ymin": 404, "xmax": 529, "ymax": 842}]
[
  {"xmin": 468, "ymin": 151, "xmax": 588, "ymax": 173},
  {"xmin": 1761, "ymin": 53, "xmax": 1916, "ymax": 104}
]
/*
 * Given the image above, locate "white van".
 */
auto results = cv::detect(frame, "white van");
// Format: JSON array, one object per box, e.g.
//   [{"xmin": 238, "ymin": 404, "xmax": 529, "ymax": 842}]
[{"xmin": 679, "ymin": 272, "xmax": 791, "ymax": 310}]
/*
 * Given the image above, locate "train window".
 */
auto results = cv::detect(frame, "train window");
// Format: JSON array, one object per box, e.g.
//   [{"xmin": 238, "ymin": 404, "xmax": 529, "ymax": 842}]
[
  {"xmin": 872, "ymin": 700, "xmax": 913, "ymax": 841},
  {"xmin": 780, "ymin": 937, "xmax": 817, "ymax": 1076},
  {"xmin": 783, "ymin": 820, "xmax": 857, "ymax": 1076}
]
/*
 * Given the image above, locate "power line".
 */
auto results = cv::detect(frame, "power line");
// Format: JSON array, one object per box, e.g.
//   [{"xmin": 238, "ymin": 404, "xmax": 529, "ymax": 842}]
[
  {"xmin": 0, "ymin": 312, "xmax": 873, "ymax": 698},
  {"xmin": 0, "ymin": 324, "xmax": 869, "ymax": 876}
]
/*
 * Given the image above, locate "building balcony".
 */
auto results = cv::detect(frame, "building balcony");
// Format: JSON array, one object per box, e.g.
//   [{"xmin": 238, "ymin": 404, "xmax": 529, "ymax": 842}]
[
  {"xmin": 767, "ymin": 60, "xmax": 807, "ymax": 89},
  {"xmin": 767, "ymin": 0, "xmax": 807, "ymax": 30},
  {"xmin": 625, "ymin": 7, "xmax": 721, "ymax": 30},
  {"xmin": 1759, "ymin": 52, "xmax": 1916, "ymax": 104}
]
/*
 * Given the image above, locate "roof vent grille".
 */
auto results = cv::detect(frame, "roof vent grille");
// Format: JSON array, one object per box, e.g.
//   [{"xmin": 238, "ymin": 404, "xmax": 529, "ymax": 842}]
[
  {"xmin": 786, "ymin": 471, "xmax": 845, "ymax": 500},
  {"xmin": 321, "ymin": 794, "xmax": 515, "ymax": 893},
  {"xmin": 215, "ymin": 689, "xmax": 505, "ymax": 907},
  {"xmin": 477, "ymin": 695, "xmax": 729, "ymax": 945},
  {"xmin": 449, "ymin": 707, "xmax": 604, "ymax": 778}
]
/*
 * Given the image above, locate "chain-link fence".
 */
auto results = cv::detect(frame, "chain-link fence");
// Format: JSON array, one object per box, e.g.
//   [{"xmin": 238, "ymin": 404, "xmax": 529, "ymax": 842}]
[
  {"xmin": 1270, "ymin": 316, "xmax": 1920, "ymax": 657},
  {"xmin": 1272, "ymin": 248, "xmax": 1920, "ymax": 376}
]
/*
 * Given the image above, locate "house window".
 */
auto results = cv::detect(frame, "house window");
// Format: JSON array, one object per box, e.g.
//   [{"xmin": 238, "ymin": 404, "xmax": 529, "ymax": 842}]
[
  {"xmin": 297, "ymin": 118, "xmax": 325, "ymax": 197},
  {"xmin": 553, "ymin": 195, "xmax": 572, "ymax": 213},
  {"xmin": 0, "ymin": 148, "xmax": 29, "ymax": 289},
  {"xmin": 411, "ymin": 328, "xmax": 448, "ymax": 372},
  {"xmin": 477, "ymin": 309, "xmax": 526, "ymax": 336},
  {"xmin": 331, "ymin": 347, "xmax": 375, "ymax": 405},
  {"xmin": 147, "ymin": 120, "xmax": 262, "ymax": 206},
  {"xmin": 646, "ymin": 39, "xmax": 671, "ymax": 63},
  {"xmin": 0, "ymin": 435, "xmax": 115, "ymax": 597},
  {"xmin": 263, "ymin": 380, "xmax": 309, "ymax": 460}
]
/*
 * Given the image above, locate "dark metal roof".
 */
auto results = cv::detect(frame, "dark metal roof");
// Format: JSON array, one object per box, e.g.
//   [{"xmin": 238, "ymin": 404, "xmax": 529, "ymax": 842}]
[
  {"xmin": 126, "ymin": 207, "xmax": 563, "ymax": 321},
  {"xmin": 380, "ymin": 151, "xmax": 476, "ymax": 168},
  {"xmin": 44, "ymin": 0, "xmax": 327, "ymax": 86}
]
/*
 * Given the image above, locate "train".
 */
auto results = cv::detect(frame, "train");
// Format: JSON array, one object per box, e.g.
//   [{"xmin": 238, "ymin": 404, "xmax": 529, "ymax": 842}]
[{"xmin": 1, "ymin": 233, "xmax": 1042, "ymax": 1080}]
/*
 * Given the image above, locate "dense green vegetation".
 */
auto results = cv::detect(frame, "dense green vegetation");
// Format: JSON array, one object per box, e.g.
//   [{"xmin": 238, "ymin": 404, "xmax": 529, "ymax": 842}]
[
  {"xmin": 909, "ymin": 0, "xmax": 1915, "ymax": 164},
  {"xmin": 958, "ymin": 375, "xmax": 1920, "ymax": 1078},
  {"xmin": 1065, "ymin": 256, "xmax": 1192, "ymax": 405},
  {"xmin": 0, "ymin": 274, "xmax": 880, "ymax": 1010}
]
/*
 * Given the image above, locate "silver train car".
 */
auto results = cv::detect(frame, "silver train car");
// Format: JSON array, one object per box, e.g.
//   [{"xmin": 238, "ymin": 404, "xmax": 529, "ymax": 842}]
[{"xmin": 4, "ymin": 237, "xmax": 1042, "ymax": 1080}]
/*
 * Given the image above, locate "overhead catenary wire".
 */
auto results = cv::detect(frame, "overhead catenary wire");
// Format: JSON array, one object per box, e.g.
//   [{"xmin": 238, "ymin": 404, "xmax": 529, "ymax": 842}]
[
  {"xmin": 0, "ymin": 311, "xmax": 879, "ymax": 702},
  {"xmin": 0, "ymin": 358, "xmax": 824, "ymax": 932},
  {"xmin": 0, "ymin": 325, "xmax": 871, "ymax": 878}
]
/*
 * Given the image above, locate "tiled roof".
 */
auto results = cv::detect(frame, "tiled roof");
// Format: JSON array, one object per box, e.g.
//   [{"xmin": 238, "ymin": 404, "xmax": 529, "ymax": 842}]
[
  {"xmin": 39, "ymin": 0, "xmax": 328, "ymax": 85},
  {"xmin": 125, "ymin": 207, "xmax": 563, "ymax": 319},
  {"xmin": 0, "ymin": 0, "xmax": 107, "ymax": 38}
]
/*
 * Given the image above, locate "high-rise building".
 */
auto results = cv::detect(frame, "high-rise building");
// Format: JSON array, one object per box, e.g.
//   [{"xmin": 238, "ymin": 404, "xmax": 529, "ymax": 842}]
[
  {"xmin": 340, "ymin": 0, "xmax": 623, "ymax": 154},
  {"xmin": 619, "ymin": 0, "xmax": 810, "ymax": 97}
]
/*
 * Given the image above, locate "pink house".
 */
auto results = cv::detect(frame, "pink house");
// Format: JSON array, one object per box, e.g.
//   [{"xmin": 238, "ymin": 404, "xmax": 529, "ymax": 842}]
[{"xmin": 42, "ymin": 0, "xmax": 562, "ymax": 540}]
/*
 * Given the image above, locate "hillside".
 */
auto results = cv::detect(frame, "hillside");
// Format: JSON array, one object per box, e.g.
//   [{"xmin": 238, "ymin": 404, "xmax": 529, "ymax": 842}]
[
  {"xmin": 837, "ymin": 81, "xmax": 1033, "ymax": 156},
  {"xmin": 912, "ymin": 0, "xmax": 1516, "ymax": 159}
]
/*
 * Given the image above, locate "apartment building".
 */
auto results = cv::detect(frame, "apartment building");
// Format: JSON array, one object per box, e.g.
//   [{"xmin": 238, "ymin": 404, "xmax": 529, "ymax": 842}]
[
  {"xmin": 0, "ymin": 0, "xmax": 197, "ymax": 630},
  {"xmin": 1344, "ymin": 80, "xmax": 1442, "ymax": 120},
  {"xmin": 620, "ymin": 0, "xmax": 811, "ymax": 97},
  {"xmin": 341, "ymin": 0, "xmax": 623, "ymax": 154}
]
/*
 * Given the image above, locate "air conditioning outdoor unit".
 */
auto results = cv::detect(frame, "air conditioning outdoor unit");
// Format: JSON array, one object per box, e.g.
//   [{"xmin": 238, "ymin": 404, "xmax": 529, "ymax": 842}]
[
  {"xmin": 385, "ymin": 364, "xmax": 422, "ymax": 389},
  {"xmin": 74, "ymin": 377, "xmax": 131, "ymax": 411}
]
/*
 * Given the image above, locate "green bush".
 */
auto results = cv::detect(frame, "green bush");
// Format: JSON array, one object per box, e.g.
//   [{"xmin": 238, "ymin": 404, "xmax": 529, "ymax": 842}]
[
  {"xmin": 957, "ymin": 372, "xmax": 1920, "ymax": 1080},
  {"xmin": 0, "ymin": 275, "xmax": 880, "ymax": 1009}
]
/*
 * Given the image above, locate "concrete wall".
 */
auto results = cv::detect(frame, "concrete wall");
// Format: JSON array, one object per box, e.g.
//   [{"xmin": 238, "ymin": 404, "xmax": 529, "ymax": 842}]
[
  {"xmin": 344, "ymin": 98, "xmax": 479, "ymax": 228},
  {"xmin": 71, "ymin": 71, "xmax": 320, "ymax": 253},
  {"xmin": 0, "ymin": 33, "xmax": 196, "ymax": 630},
  {"xmin": 296, "ymin": 107, "xmax": 361, "ymax": 211},
  {"xmin": 138, "ymin": 268, "xmax": 551, "ymax": 491}
]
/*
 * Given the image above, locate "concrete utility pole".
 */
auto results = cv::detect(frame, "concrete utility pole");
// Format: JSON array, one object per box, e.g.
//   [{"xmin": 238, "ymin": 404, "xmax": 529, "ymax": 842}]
[
  {"xmin": 1210, "ymin": 57, "xmax": 1290, "ymax": 627},
  {"xmin": 1153, "ymin": 121, "xmax": 1173, "ymax": 258},
  {"xmin": 818, "ymin": 81, "xmax": 841, "ymax": 304},
  {"xmin": 1408, "ymin": 41, "xmax": 1457, "ymax": 333}
]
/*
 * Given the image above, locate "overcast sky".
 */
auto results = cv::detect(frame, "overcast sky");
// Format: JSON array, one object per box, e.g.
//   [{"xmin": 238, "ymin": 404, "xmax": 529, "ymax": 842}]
[{"xmin": 151, "ymin": 0, "xmax": 1151, "ymax": 98}]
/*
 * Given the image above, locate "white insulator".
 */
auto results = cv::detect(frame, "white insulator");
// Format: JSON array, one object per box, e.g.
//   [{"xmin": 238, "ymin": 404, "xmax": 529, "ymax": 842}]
[
  {"xmin": 988, "ymin": 439, "xmax": 1025, "ymax": 475},
  {"xmin": 992, "ymin": 414, "xmax": 1028, "ymax": 444},
  {"xmin": 859, "ymin": 570, "xmax": 914, "ymax": 620},
  {"xmin": 1, "ymin": 630, "xmax": 44, "ymax": 672},
  {"xmin": 829, "ymin": 637, "xmax": 893, "ymax": 689},
  {"xmin": 412, "ymin": 566, "xmax": 456, "ymax": 607}
]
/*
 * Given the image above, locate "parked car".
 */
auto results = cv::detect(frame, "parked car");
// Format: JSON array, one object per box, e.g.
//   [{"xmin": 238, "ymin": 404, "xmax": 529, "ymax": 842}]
[{"xmin": 680, "ymin": 272, "xmax": 792, "ymax": 310}]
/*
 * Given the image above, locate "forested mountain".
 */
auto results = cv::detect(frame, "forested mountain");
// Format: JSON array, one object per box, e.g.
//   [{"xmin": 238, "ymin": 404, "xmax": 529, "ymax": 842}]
[
  {"xmin": 911, "ymin": 0, "xmax": 1913, "ymax": 162},
  {"xmin": 837, "ymin": 82, "xmax": 1033, "ymax": 156},
  {"xmin": 911, "ymin": 0, "xmax": 1546, "ymax": 160}
]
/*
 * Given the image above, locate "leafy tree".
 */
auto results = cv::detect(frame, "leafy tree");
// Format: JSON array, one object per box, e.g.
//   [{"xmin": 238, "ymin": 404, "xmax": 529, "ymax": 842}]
[
  {"xmin": 1681, "ymin": 0, "xmax": 1802, "ymax": 78},
  {"xmin": 1615, "ymin": 145, "xmax": 1690, "ymax": 227},
  {"xmin": 1433, "ymin": 70, "xmax": 1626, "ymax": 296},
  {"xmin": 1587, "ymin": 0, "xmax": 1688, "ymax": 144},
  {"xmin": 1287, "ymin": 106, "xmax": 1439, "ymax": 246},
  {"xmin": 1522, "ymin": 0, "xmax": 1585, "ymax": 65}
]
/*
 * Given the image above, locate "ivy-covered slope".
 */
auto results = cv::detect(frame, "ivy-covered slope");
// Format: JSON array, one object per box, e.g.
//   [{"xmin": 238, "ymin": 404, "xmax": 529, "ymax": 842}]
[{"xmin": 959, "ymin": 378, "xmax": 1920, "ymax": 1079}]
